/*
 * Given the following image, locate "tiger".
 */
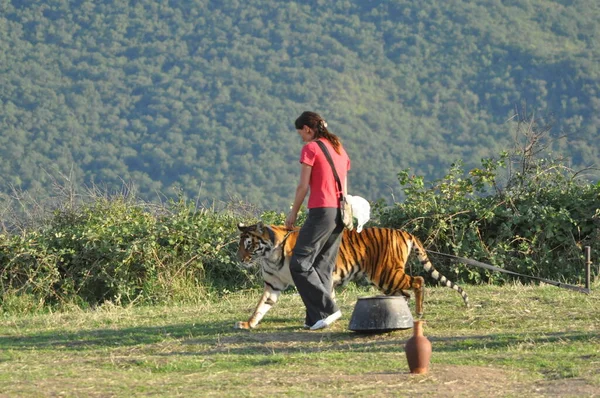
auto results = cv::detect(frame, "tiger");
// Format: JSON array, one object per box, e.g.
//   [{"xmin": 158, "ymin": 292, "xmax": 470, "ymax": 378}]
[{"xmin": 235, "ymin": 222, "xmax": 469, "ymax": 329}]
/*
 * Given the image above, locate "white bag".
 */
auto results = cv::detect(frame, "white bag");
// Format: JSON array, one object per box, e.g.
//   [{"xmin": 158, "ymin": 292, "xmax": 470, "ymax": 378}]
[{"xmin": 346, "ymin": 195, "xmax": 370, "ymax": 233}]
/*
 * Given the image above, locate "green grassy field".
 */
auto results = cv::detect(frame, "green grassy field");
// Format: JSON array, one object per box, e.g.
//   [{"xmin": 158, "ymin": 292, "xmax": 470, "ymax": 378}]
[{"xmin": 1, "ymin": 283, "xmax": 599, "ymax": 397}]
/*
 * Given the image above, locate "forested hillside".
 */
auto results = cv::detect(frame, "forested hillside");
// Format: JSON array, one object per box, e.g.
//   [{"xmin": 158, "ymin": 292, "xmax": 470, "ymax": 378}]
[{"xmin": 1, "ymin": 0, "xmax": 599, "ymax": 211}]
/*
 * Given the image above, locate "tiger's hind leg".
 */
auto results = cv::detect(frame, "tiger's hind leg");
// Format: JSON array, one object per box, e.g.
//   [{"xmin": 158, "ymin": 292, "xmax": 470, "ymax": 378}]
[
  {"xmin": 389, "ymin": 275, "xmax": 425, "ymax": 317},
  {"xmin": 411, "ymin": 276, "xmax": 425, "ymax": 317}
]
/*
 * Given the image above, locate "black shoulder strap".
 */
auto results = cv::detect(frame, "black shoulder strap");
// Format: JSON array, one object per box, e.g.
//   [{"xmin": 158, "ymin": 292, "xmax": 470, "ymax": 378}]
[{"xmin": 315, "ymin": 140, "xmax": 343, "ymax": 200}]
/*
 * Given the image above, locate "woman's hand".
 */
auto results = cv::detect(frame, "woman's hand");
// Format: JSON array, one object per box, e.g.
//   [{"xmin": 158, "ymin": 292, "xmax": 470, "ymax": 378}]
[{"xmin": 285, "ymin": 212, "xmax": 297, "ymax": 230}]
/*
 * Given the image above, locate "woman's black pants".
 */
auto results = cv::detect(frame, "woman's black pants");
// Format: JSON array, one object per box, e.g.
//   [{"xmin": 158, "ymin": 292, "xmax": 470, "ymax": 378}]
[{"xmin": 290, "ymin": 207, "xmax": 343, "ymax": 326}]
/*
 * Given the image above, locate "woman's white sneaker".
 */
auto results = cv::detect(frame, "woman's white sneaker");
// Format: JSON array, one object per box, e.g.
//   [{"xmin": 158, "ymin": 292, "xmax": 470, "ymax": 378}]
[{"xmin": 310, "ymin": 310, "xmax": 342, "ymax": 330}]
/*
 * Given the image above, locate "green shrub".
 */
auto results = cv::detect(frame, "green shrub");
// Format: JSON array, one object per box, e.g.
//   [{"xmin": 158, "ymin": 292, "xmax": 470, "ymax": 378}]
[
  {"xmin": 376, "ymin": 116, "xmax": 599, "ymax": 285},
  {"xmin": 0, "ymin": 194, "xmax": 264, "ymax": 311}
]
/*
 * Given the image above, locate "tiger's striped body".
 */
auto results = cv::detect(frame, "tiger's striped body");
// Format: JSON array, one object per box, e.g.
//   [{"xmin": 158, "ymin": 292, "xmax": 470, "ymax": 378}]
[{"xmin": 235, "ymin": 222, "xmax": 469, "ymax": 329}]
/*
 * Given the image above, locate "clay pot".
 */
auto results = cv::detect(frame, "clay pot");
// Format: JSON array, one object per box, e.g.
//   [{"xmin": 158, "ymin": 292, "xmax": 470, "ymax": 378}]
[{"xmin": 404, "ymin": 320, "xmax": 432, "ymax": 374}]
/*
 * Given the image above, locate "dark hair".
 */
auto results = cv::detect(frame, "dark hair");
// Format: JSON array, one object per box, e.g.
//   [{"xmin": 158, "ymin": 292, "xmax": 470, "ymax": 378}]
[{"xmin": 294, "ymin": 111, "xmax": 342, "ymax": 154}]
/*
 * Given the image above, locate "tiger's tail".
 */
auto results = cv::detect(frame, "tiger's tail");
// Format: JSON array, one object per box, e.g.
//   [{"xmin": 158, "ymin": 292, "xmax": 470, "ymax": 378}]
[{"xmin": 411, "ymin": 236, "xmax": 470, "ymax": 308}]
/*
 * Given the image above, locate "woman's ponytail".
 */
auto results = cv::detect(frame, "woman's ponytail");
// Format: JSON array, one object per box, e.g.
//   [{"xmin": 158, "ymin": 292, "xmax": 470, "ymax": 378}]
[{"xmin": 295, "ymin": 111, "xmax": 342, "ymax": 154}]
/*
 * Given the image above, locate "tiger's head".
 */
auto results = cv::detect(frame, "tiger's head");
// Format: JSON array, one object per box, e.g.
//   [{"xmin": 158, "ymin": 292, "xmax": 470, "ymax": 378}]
[
  {"xmin": 237, "ymin": 222, "xmax": 276, "ymax": 267},
  {"xmin": 237, "ymin": 222, "xmax": 298, "ymax": 269}
]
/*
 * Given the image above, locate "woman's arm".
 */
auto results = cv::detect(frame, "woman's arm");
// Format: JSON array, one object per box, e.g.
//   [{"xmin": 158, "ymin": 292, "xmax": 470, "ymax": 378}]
[{"xmin": 285, "ymin": 163, "xmax": 312, "ymax": 229}]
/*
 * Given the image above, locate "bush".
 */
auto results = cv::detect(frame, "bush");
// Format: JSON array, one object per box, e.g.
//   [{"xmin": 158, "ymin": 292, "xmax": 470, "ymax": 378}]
[
  {"xmin": 376, "ymin": 115, "xmax": 599, "ymax": 285},
  {"xmin": 0, "ymin": 193, "xmax": 263, "ymax": 311}
]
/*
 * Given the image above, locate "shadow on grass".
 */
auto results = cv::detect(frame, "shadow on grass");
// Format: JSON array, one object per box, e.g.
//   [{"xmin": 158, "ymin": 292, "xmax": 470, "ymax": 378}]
[
  {"xmin": 1, "ymin": 316, "xmax": 596, "ymax": 358},
  {"xmin": 181, "ymin": 329, "xmax": 597, "ymax": 357},
  {"xmin": 0, "ymin": 320, "xmax": 233, "ymax": 350}
]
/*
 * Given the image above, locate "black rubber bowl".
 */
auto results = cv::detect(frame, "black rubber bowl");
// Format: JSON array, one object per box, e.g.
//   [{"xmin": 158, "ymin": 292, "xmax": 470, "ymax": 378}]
[{"xmin": 348, "ymin": 295, "xmax": 414, "ymax": 333}]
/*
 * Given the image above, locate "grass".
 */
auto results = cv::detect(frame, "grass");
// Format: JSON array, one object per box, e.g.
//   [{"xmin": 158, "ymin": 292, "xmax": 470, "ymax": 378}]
[{"xmin": 1, "ymin": 283, "xmax": 599, "ymax": 397}]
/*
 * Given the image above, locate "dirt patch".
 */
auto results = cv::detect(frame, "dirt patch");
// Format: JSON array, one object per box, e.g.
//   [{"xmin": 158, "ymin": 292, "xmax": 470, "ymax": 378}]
[
  {"xmin": 389, "ymin": 366, "xmax": 598, "ymax": 397},
  {"xmin": 323, "ymin": 365, "xmax": 522, "ymax": 396},
  {"xmin": 530, "ymin": 378, "xmax": 600, "ymax": 397},
  {"xmin": 237, "ymin": 364, "xmax": 599, "ymax": 397},
  {"xmin": 194, "ymin": 330, "xmax": 599, "ymax": 396}
]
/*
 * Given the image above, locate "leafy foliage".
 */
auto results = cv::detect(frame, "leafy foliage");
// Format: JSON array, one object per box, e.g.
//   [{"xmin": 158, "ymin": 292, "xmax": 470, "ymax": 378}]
[
  {"xmin": 376, "ymin": 113, "xmax": 600, "ymax": 285},
  {"xmin": 0, "ymin": 0, "xmax": 599, "ymax": 210},
  {"xmin": 0, "ymin": 193, "xmax": 257, "ymax": 310}
]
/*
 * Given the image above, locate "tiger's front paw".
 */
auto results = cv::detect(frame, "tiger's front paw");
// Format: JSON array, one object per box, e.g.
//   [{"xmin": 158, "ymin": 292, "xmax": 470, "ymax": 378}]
[{"xmin": 234, "ymin": 321, "xmax": 251, "ymax": 329}]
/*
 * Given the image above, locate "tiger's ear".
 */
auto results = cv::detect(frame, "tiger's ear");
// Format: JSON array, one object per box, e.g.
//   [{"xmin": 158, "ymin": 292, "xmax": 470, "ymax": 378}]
[{"xmin": 238, "ymin": 222, "xmax": 264, "ymax": 233}]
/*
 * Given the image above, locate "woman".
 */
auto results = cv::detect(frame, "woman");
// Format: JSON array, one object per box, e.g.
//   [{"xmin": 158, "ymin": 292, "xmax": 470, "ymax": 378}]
[{"xmin": 285, "ymin": 111, "xmax": 351, "ymax": 330}]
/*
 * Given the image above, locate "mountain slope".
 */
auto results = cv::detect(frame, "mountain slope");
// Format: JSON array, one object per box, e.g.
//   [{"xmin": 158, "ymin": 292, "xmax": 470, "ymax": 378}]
[{"xmin": 1, "ymin": 0, "xmax": 598, "ymax": 211}]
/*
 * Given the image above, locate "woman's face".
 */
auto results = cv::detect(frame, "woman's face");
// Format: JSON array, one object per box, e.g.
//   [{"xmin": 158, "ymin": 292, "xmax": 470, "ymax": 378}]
[{"xmin": 297, "ymin": 125, "xmax": 315, "ymax": 142}]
